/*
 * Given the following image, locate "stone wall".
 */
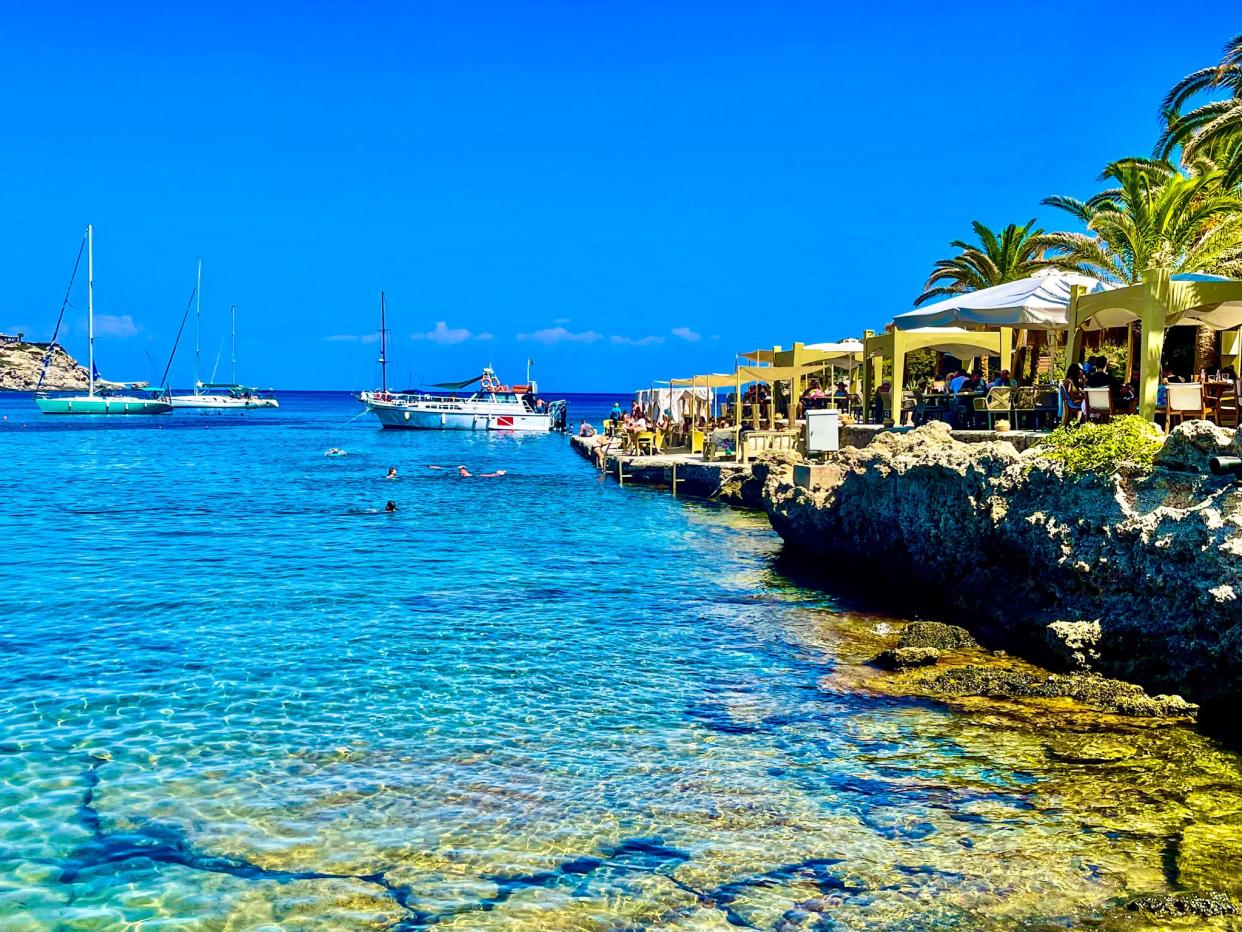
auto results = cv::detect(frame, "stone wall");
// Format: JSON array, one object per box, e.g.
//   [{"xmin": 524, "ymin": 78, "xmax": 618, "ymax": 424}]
[{"xmin": 762, "ymin": 420, "xmax": 1242, "ymax": 717}]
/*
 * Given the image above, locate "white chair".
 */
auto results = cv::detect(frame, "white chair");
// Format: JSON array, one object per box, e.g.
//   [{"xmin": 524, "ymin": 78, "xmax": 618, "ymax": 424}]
[
  {"xmin": 1163, "ymin": 383, "xmax": 1206, "ymax": 433},
  {"xmin": 1084, "ymin": 387, "xmax": 1113, "ymax": 423}
]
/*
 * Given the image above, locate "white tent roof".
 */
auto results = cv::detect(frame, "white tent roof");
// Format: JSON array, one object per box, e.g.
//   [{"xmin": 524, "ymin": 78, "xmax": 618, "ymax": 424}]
[{"xmin": 893, "ymin": 270, "xmax": 1111, "ymax": 331}]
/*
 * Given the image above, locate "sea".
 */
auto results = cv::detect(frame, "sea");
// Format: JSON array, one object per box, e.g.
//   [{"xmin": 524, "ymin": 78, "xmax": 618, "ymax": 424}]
[{"xmin": 1, "ymin": 390, "xmax": 1241, "ymax": 929}]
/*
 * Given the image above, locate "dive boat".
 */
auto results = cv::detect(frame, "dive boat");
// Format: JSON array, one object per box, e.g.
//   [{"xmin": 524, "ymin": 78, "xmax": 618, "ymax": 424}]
[
  {"xmin": 357, "ymin": 293, "xmax": 566, "ymax": 431},
  {"xmin": 361, "ymin": 368, "xmax": 565, "ymax": 431},
  {"xmin": 35, "ymin": 225, "xmax": 173, "ymax": 416},
  {"xmin": 169, "ymin": 268, "xmax": 278, "ymax": 409}
]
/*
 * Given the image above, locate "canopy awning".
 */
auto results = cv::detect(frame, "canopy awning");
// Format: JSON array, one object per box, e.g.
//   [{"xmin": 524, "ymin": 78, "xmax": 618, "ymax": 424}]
[
  {"xmin": 740, "ymin": 348, "xmax": 775, "ymax": 364},
  {"xmin": 865, "ymin": 327, "xmax": 1003, "ymax": 360},
  {"xmin": 429, "ymin": 373, "xmax": 484, "ymax": 390},
  {"xmin": 1075, "ymin": 274, "xmax": 1242, "ymax": 331},
  {"xmin": 893, "ymin": 271, "xmax": 1110, "ymax": 331},
  {"xmin": 670, "ymin": 373, "xmax": 736, "ymax": 388},
  {"xmin": 735, "ymin": 363, "xmax": 830, "ymax": 383}
]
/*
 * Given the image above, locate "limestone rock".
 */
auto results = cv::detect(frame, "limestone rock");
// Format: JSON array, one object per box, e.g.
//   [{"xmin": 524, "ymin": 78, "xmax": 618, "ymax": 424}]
[
  {"xmin": 915, "ymin": 665, "xmax": 1199, "ymax": 718},
  {"xmin": 761, "ymin": 419, "xmax": 1242, "ymax": 714},
  {"xmin": 0, "ymin": 341, "xmax": 90, "ymax": 391},
  {"xmin": 1152, "ymin": 419, "xmax": 1234, "ymax": 473},
  {"xmin": 1044, "ymin": 620, "xmax": 1102, "ymax": 672},
  {"xmin": 897, "ymin": 622, "xmax": 978, "ymax": 651},
  {"xmin": 868, "ymin": 647, "xmax": 941, "ymax": 670}
]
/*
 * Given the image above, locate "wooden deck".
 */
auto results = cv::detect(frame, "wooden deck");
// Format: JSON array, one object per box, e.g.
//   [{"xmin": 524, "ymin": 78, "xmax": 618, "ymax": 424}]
[{"xmin": 569, "ymin": 435, "xmax": 752, "ymax": 496}]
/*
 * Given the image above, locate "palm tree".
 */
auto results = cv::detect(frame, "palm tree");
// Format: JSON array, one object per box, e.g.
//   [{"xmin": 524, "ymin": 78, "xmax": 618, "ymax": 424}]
[
  {"xmin": 1041, "ymin": 156, "xmax": 1242, "ymax": 374},
  {"xmin": 915, "ymin": 219, "xmax": 1055, "ymax": 305},
  {"xmin": 1038, "ymin": 157, "xmax": 1242, "ymax": 283},
  {"xmin": 1156, "ymin": 33, "xmax": 1242, "ymax": 188}
]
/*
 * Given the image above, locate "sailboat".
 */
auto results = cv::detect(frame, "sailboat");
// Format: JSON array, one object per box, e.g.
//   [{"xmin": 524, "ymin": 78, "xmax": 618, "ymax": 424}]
[
  {"xmin": 35, "ymin": 225, "xmax": 173, "ymax": 415},
  {"xmin": 169, "ymin": 264, "xmax": 278, "ymax": 409}
]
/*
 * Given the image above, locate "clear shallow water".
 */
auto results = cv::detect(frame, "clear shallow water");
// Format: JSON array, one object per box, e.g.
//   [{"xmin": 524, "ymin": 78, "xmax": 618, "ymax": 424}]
[{"xmin": 2, "ymin": 391, "xmax": 1242, "ymax": 930}]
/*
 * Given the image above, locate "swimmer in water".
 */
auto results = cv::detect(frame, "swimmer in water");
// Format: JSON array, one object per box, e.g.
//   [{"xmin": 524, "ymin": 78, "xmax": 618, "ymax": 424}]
[
  {"xmin": 385, "ymin": 500, "xmax": 397, "ymax": 512},
  {"xmin": 479, "ymin": 470, "xmax": 507, "ymax": 478},
  {"xmin": 325, "ymin": 448, "xmax": 346, "ymax": 457},
  {"xmin": 458, "ymin": 466, "xmax": 472, "ymax": 477},
  {"xmin": 386, "ymin": 467, "xmax": 398, "ymax": 479}
]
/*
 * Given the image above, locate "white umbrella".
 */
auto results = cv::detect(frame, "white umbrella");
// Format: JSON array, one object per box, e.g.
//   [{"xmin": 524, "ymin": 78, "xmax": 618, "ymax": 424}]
[{"xmin": 893, "ymin": 270, "xmax": 1111, "ymax": 331}]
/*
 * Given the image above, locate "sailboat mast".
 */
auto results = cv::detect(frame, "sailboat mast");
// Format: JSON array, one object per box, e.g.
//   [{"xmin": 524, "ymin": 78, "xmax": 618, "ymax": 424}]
[
  {"xmin": 379, "ymin": 291, "xmax": 388, "ymax": 393},
  {"xmin": 231, "ymin": 304, "xmax": 237, "ymax": 385},
  {"xmin": 194, "ymin": 260, "xmax": 202, "ymax": 393},
  {"xmin": 87, "ymin": 224, "xmax": 94, "ymax": 397}
]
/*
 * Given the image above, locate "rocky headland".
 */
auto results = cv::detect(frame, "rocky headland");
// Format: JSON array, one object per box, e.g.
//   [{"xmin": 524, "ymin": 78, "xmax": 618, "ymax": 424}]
[
  {"xmin": 760, "ymin": 419, "xmax": 1242, "ymax": 721},
  {"xmin": 0, "ymin": 340, "xmax": 89, "ymax": 391}
]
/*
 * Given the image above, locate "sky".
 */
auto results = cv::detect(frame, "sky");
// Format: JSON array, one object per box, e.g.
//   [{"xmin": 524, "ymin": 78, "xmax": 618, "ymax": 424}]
[{"xmin": 0, "ymin": 2, "xmax": 1230, "ymax": 391}]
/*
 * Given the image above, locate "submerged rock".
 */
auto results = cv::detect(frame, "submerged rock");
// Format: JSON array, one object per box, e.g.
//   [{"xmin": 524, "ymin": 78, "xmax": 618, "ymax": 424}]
[
  {"xmin": 915, "ymin": 665, "xmax": 1199, "ymax": 718},
  {"xmin": 868, "ymin": 647, "xmax": 940, "ymax": 670},
  {"xmin": 896, "ymin": 622, "xmax": 978, "ymax": 650},
  {"xmin": 1044, "ymin": 620, "xmax": 1102, "ymax": 672},
  {"xmin": 1126, "ymin": 891, "xmax": 1237, "ymax": 918}
]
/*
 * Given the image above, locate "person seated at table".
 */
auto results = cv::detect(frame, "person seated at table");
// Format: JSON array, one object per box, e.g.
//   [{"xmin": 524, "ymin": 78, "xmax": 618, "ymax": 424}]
[
  {"xmin": 871, "ymin": 381, "xmax": 891, "ymax": 422},
  {"xmin": 947, "ymin": 370, "xmax": 969, "ymax": 393},
  {"xmin": 989, "ymin": 370, "xmax": 1017, "ymax": 389},
  {"xmin": 1160, "ymin": 368, "xmax": 1183, "ymax": 384},
  {"xmin": 1223, "ymin": 367, "xmax": 1238, "ymax": 381},
  {"xmin": 1060, "ymin": 363, "xmax": 1086, "ymax": 426}
]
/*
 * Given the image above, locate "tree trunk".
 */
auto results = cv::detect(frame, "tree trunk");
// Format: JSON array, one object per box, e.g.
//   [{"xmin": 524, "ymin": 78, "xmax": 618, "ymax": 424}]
[{"xmin": 1194, "ymin": 325, "xmax": 1218, "ymax": 375}]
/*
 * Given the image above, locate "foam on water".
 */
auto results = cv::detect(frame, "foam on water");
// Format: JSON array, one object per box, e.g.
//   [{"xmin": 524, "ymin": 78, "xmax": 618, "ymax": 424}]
[{"xmin": 1, "ymin": 391, "xmax": 1241, "ymax": 929}]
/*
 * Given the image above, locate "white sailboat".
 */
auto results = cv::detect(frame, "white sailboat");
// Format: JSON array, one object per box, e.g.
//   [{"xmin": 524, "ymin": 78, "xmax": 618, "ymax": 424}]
[
  {"xmin": 169, "ymin": 265, "xmax": 278, "ymax": 409},
  {"xmin": 35, "ymin": 224, "xmax": 173, "ymax": 415}
]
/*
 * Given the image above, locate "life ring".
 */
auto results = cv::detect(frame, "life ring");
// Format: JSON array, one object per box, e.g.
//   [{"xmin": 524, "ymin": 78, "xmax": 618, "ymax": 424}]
[{"xmin": 481, "ymin": 376, "xmax": 498, "ymax": 392}]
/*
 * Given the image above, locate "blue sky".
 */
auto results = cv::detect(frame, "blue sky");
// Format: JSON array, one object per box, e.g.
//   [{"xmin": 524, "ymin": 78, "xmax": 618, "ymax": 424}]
[{"xmin": 0, "ymin": 2, "xmax": 1229, "ymax": 390}]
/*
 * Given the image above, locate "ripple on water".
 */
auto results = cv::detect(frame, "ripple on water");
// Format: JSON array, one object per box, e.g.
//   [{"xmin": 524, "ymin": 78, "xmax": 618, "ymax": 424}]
[{"xmin": 1, "ymin": 392, "xmax": 1242, "ymax": 929}]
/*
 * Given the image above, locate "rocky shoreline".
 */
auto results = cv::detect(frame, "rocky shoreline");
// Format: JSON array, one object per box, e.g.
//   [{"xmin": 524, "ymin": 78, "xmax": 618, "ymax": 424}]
[
  {"xmin": 757, "ymin": 420, "xmax": 1242, "ymax": 723},
  {"xmin": 0, "ymin": 340, "xmax": 89, "ymax": 391}
]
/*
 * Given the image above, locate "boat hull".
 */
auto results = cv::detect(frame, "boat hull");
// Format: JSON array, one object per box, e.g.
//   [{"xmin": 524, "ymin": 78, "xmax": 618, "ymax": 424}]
[
  {"xmin": 35, "ymin": 396, "xmax": 173, "ymax": 415},
  {"xmin": 369, "ymin": 405, "xmax": 553, "ymax": 431},
  {"xmin": 169, "ymin": 395, "xmax": 279, "ymax": 409}
]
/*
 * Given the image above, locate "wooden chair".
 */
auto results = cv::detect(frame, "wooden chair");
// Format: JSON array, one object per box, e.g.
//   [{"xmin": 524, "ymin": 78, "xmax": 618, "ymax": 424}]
[
  {"xmin": 973, "ymin": 386, "xmax": 1013, "ymax": 429},
  {"xmin": 1215, "ymin": 381, "xmax": 1241, "ymax": 429},
  {"xmin": 1163, "ymin": 382, "xmax": 1206, "ymax": 433},
  {"xmin": 1084, "ymin": 387, "xmax": 1113, "ymax": 424}
]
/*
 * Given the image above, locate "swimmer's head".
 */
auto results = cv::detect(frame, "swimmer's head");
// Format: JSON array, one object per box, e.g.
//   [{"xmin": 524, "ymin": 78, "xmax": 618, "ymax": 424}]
[
  {"xmin": 386, "ymin": 467, "xmax": 397, "ymax": 477},
  {"xmin": 385, "ymin": 500, "xmax": 397, "ymax": 512}
]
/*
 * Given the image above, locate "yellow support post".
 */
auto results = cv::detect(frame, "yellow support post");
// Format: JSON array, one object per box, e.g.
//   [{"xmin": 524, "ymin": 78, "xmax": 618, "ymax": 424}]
[
  {"xmin": 889, "ymin": 332, "xmax": 906, "ymax": 427},
  {"xmin": 999, "ymin": 327, "xmax": 1013, "ymax": 376},
  {"xmin": 1066, "ymin": 285, "xmax": 1085, "ymax": 369},
  {"xmin": 1137, "ymin": 270, "xmax": 1170, "ymax": 422}
]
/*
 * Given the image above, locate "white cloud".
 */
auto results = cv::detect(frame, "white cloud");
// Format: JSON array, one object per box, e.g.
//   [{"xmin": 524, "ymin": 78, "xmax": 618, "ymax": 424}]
[
  {"xmin": 518, "ymin": 326, "xmax": 603, "ymax": 345},
  {"xmin": 611, "ymin": 334, "xmax": 665, "ymax": 346},
  {"xmin": 410, "ymin": 321, "xmax": 491, "ymax": 345},
  {"xmin": 323, "ymin": 333, "xmax": 380, "ymax": 344},
  {"xmin": 94, "ymin": 314, "xmax": 139, "ymax": 338},
  {"xmin": 671, "ymin": 327, "xmax": 701, "ymax": 342}
]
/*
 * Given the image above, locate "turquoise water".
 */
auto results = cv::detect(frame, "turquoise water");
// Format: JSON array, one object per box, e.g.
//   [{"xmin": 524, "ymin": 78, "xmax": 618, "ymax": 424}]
[{"xmin": 2, "ymin": 391, "xmax": 1241, "ymax": 930}]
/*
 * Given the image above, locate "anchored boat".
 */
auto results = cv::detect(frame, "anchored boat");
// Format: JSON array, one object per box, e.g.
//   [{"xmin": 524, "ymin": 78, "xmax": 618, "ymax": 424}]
[
  {"xmin": 35, "ymin": 224, "xmax": 173, "ymax": 416},
  {"xmin": 357, "ymin": 293, "xmax": 566, "ymax": 431},
  {"xmin": 361, "ymin": 368, "xmax": 566, "ymax": 431},
  {"xmin": 169, "ymin": 267, "xmax": 278, "ymax": 409}
]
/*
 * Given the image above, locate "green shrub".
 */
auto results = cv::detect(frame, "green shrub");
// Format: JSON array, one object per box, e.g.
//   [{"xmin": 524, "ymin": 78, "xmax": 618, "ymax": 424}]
[{"xmin": 1035, "ymin": 415, "xmax": 1163, "ymax": 474}]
